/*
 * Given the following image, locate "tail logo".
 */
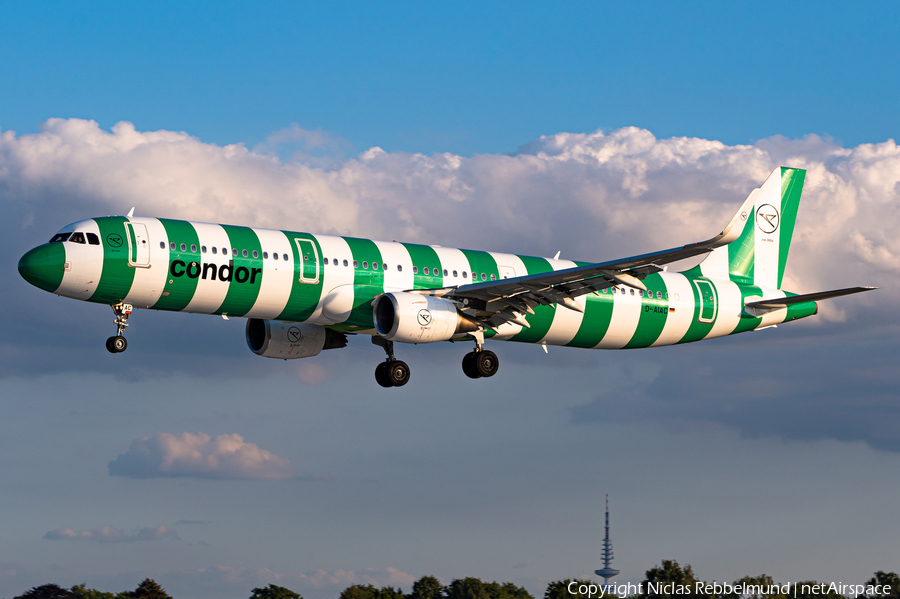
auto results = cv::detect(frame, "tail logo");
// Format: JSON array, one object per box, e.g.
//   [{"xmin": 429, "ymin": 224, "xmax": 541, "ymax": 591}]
[{"xmin": 756, "ymin": 204, "xmax": 780, "ymax": 234}]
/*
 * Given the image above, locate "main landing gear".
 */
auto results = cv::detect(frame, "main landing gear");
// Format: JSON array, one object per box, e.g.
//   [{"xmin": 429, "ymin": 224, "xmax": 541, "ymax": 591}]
[
  {"xmin": 461, "ymin": 331, "xmax": 499, "ymax": 379},
  {"xmin": 106, "ymin": 303, "xmax": 133, "ymax": 354},
  {"xmin": 372, "ymin": 336, "xmax": 410, "ymax": 388}
]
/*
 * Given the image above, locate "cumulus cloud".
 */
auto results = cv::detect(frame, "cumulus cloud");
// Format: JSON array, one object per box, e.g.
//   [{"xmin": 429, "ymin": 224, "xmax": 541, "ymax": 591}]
[
  {"xmin": 107, "ymin": 432, "xmax": 293, "ymax": 480},
  {"xmin": 3, "ymin": 119, "xmax": 897, "ymax": 296},
  {"xmin": 43, "ymin": 524, "xmax": 178, "ymax": 543}
]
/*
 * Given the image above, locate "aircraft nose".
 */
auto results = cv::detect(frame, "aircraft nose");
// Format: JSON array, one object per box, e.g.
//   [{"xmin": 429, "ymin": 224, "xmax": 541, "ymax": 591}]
[{"xmin": 18, "ymin": 244, "xmax": 66, "ymax": 293}]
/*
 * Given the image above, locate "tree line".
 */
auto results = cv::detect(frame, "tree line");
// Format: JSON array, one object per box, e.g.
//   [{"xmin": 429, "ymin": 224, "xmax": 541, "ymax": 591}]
[{"xmin": 8, "ymin": 562, "xmax": 899, "ymax": 599}]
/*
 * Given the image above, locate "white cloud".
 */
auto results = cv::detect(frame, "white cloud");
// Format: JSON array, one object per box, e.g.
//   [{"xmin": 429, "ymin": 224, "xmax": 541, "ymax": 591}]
[
  {"xmin": 107, "ymin": 432, "xmax": 293, "ymax": 480},
  {"xmin": 43, "ymin": 524, "xmax": 178, "ymax": 543},
  {"xmin": 3, "ymin": 119, "xmax": 897, "ymax": 307}
]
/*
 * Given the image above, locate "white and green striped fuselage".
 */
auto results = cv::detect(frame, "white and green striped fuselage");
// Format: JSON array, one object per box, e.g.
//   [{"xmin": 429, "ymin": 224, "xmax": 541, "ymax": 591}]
[{"xmin": 35, "ymin": 215, "xmax": 815, "ymax": 351}]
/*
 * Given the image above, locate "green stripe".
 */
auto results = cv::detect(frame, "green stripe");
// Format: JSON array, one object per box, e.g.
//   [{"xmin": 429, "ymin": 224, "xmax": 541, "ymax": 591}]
[
  {"xmin": 677, "ymin": 268, "xmax": 716, "ymax": 344},
  {"xmin": 152, "ymin": 219, "xmax": 200, "ymax": 311},
  {"xmin": 624, "ymin": 273, "xmax": 669, "ymax": 348},
  {"xmin": 510, "ymin": 255, "xmax": 555, "ymax": 343},
  {"xmin": 214, "ymin": 225, "xmax": 263, "ymax": 317},
  {"xmin": 402, "ymin": 243, "xmax": 443, "ymax": 289},
  {"xmin": 728, "ymin": 207, "xmax": 755, "ymax": 283},
  {"xmin": 340, "ymin": 237, "xmax": 384, "ymax": 329},
  {"xmin": 731, "ymin": 282, "xmax": 763, "ymax": 334},
  {"xmin": 127, "ymin": 224, "xmax": 138, "ymax": 263},
  {"xmin": 567, "ymin": 291, "xmax": 614, "ymax": 348},
  {"xmin": 277, "ymin": 232, "xmax": 324, "ymax": 322},
  {"xmin": 89, "ymin": 217, "xmax": 136, "ymax": 305},
  {"xmin": 459, "ymin": 249, "xmax": 498, "ymax": 284},
  {"xmin": 777, "ymin": 168, "xmax": 805, "ymax": 289}
]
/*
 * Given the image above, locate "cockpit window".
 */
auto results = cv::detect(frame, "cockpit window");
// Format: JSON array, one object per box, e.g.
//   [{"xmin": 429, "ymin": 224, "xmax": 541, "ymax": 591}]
[
  {"xmin": 86, "ymin": 233, "xmax": 100, "ymax": 245},
  {"xmin": 70, "ymin": 232, "xmax": 86, "ymax": 244},
  {"xmin": 49, "ymin": 233, "xmax": 71, "ymax": 243}
]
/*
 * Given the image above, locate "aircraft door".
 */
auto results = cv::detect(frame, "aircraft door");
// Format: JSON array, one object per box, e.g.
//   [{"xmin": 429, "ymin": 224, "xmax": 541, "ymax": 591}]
[
  {"xmin": 295, "ymin": 238, "xmax": 320, "ymax": 283},
  {"xmin": 499, "ymin": 265, "xmax": 517, "ymax": 279},
  {"xmin": 693, "ymin": 279, "xmax": 717, "ymax": 323},
  {"xmin": 125, "ymin": 222, "xmax": 151, "ymax": 267}
]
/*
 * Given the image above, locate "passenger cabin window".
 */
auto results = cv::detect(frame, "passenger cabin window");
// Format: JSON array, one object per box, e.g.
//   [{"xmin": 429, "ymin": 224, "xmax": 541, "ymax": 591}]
[
  {"xmin": 232, "ymin": 248, "xmax": 238, "ymax": 256},
  {"xmin": 49, "ymin": 233, "xmax": 71, "ymax": 243},
  {"xmin": 212, "ymin": 247, "xmax": 218, "ymax": 254},
  {"xmin": 160, "ymin": 241, "xmax": 165, "ymax": 249},
  {"xmin": 353, "ymin": 260, "xmax": 359, "ymax": 268},
  {"xmin": 481, "ymin": 273, "xmax": 486, "ymax": 281},
  {"xmin": 382, "ymin": 263, "xmax": 387, "ymax": 271},
  {"xmin": 252, "ymin": 250, "xmax": 258, "ymax": 259},
  {"xmin": 191, "ymin": 244, "xmax": 197, "ymax": 252},
  {"xmin": 453, "ymin": 270, "xmax": 458, "ymax": 277},
  {"xmin": 397, "ymin": 264, "xmax": 402, "ymax": 272},
  {"xmin": 490, "ymin": 274, "xmax": 496, "ymax": 281},
  {"xmin": 180, "ymin": 243, "xmax": 186, "ymax": 251},
  {"xmin": 444, "ymin": 269, "xmax": 448, "ymax": 276},
  {"xmin": 263, "ymin": 251, "xmax": 269, "ymax": 259},
  {"xmin": 86, "ymin": 233, "xmax": 100, "ymax": 245},
  {"xmin": 462, "ymin": 271, "xmax": 467, "ymax": 278},
  {"xmin": 412, "ymin": 266, "xmax": 418, "ymax": 274},
  {"xmin": 657, "ymin": 291, "xmax": 662, "ymax": 299},
  {"xmin": 630, "ymin": 289, "xmax": 635, "ymax": 296},
  {"xmin": 70, "ymin": 232, "xmax": 86, "ymax": 244},
  {"xmin": 223, "ymin": 248, "xmax": 228, "ymax": 255},
  {"xmin": 273, "ymin": 252, "xmax": 278, "ymax": 260},
  {"xmin": 423, "ymin": 267, "xmax": 429, "ymax": 275},
  {"xmin": 242, "ymin": 249, "xmax": 248, "ymax": 258},
  {"xmin": 170, "ymin": 242, "xmax": 176, "ymax": 251},
  {"xmin": 283, "ymin": 254, "xmax": 288, "ymax": 261},
  {"xmin": 372, "ymin": 262, "xmax": 378, "ymax": 270},
  {"xmin": 201, "ymin": 245, "xmax": 207, "ymax": 253},
  {"xmin": 335, "ymin": 259, "xmax": 339, "ymax": 266},
  {"xmin": 343, "ymin": 259, "xmax": 348, "ymax": 266}
]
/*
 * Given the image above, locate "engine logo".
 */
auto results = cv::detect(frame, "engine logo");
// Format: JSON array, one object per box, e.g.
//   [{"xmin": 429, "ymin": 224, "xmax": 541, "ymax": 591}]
[
  {"xmin": 287, "ymin": 326, "xmax": 303, "ymax": 343},
  {"xmin": 417, "ymin": 309, "xmax": 433, "ymax": 326},
  {"xmin": 756, "ymin": 203, "xmax": 780, "ymax": 234}
]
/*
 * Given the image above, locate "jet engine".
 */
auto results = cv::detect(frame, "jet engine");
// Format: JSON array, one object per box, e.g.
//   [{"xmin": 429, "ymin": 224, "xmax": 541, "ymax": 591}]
[
  {"xmin": 373, "ymin": 292, "xmax": 478, "ymax": 343},
  {"xmin": 246, "ymin": 319, "xmax": 347, "ymax": 359}
]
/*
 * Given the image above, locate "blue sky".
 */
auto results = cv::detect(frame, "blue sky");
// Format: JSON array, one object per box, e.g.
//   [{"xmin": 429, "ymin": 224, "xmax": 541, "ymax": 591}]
[
  {"xmin": 2, "ymin": 3, "xmax": 899, "ymax": 599},
  {"xmin": 2, "ymin": 2, "xmax": 898, "ymax": 155}
]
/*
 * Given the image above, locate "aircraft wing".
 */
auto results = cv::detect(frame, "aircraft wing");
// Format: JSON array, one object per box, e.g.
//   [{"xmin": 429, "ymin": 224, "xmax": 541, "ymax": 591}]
[{"xmin": 409, "ymin": 191, "xmax": 758, "ymax": 330}]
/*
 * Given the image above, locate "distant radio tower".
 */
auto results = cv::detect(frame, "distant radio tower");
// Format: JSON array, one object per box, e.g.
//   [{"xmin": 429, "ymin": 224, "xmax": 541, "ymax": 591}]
[{"xmin": 595, "ymin": 495, "xmax": 620, "ymax": 588}]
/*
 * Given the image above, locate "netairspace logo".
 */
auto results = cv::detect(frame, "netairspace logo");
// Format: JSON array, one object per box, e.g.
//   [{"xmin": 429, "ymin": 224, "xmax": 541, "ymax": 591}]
[{"xmin": 567, "ymin": 581, "xmax": 893, "ymax": 598}]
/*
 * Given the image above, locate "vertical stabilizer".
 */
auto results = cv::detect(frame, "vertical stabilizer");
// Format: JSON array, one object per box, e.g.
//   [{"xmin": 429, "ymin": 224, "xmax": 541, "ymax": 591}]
[{"xmin": 699, "ymin": 167, "xmax": 805, "ymax": 289}]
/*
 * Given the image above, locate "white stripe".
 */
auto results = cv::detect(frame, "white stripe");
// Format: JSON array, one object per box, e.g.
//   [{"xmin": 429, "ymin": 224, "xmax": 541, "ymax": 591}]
[
  {"xmin": 651, "ymin": 273, "xmax": 695, "ymax": 347},
  {"xmin": 317, "ymin": 236, "xmax": 356, "ymax": 324},
  {"xmin": 756, "ymin": 288, "xmax": 788, "ymax": 328},
  {"xmin": 538, "ymin": 259, "xmax": 586, "ymax": 347},
  {"xmin": 483, "ymin": 252, "xmax": 529, "ymax": 341},
  {"xmin": 432, "ymin": 246, "xmax": 471, "ymax": 290},
  {"xmin": 703, "ymin": 278, "xmax": 743, "ymax": 340},
  {"xmin": 597, "ymin": 286, "xmax": 643, "ymax": 349},
  {"xmin": 124, "ymin": 218, "xmax": 169, "ymax": 308},
  {"xmin": 244, "ymin": 228, "xmax": 296, "ymax": 319},
  {"xmin": 374, "ymin": 240, "xmax": 416, "ymax": 291},
  {"xmin": 183, "ymin": 223, "xmax": 232, "ymax": 314}
]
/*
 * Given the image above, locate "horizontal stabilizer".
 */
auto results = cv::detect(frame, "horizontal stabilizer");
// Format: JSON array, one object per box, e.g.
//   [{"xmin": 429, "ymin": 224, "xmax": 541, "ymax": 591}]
[{"xmin": 745, "ymin": 286, "xmax": 876, "ymax": 309}]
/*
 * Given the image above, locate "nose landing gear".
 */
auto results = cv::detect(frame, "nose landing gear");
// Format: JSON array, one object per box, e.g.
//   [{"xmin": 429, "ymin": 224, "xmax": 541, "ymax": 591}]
[
  {"xmin": 106, "ymin": 303, "xmax": 133, "ymax": 354},
  {"xmin": 372, "ymin": 336, "xmax": 410, "ymax": 388}
]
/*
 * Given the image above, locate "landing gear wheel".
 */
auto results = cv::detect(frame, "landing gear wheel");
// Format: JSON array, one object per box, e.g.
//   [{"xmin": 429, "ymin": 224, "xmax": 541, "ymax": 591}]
[
  {"xmin": 387, "ymin": 360, "xmax": 410, "ymax": 387},
  {"xmin": 475, "ymin": 350, "xmax": 499, "ymax": 377},
  {"xmin": 462, "ymin": 352, "xmax": 482, "ymax": 379},
  {"xmin": 375, "ymin": 362, "xmax": 393, "ymax": 388},
  {"xmin": 106, "ymin": 336, "xmax": 127, "ymax": 353}
]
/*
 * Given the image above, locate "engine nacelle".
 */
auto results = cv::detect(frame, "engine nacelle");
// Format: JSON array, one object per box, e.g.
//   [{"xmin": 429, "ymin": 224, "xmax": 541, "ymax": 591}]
[
  {"xmin": 373, "ymin": 292, "xmax": 478, "ymax": 343},
  {"xmin": 246, "ymin": 319, "xmax": 347, "ymax": 359}
]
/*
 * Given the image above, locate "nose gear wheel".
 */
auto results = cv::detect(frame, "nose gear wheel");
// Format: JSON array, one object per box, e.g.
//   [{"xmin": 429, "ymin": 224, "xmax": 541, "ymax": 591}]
[{"xmin": 106, "ymin": 303, "xmax": 133, "ymax": 353}]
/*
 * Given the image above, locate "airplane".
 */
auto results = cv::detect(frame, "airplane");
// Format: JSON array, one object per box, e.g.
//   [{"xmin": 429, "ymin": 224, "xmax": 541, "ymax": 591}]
[{"xmin": 18, "ymin": 166, "xmax": 874, "ymax": 387}]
